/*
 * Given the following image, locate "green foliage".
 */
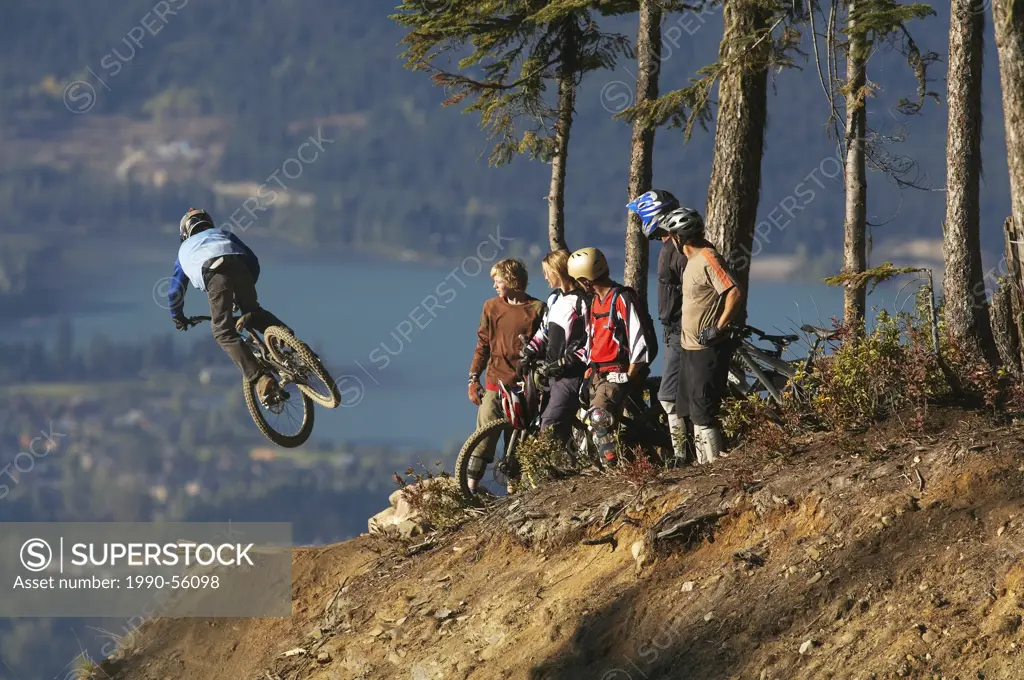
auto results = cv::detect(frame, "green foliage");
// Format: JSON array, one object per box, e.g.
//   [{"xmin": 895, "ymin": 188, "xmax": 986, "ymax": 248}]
[
  {"xmin": 842, "ymin": 0, "xmax": 940, "ymax": 115},
  {"xmin": 625, "ymin": 0, "xmax": 806, "ymax": 139},
  {"xmin": 513, "ymin": 428, "xmax": 578, "ymax": 489},
  {"xmin": 393, "ymin": 461, "xmax": 471, "ymax": 531},
  {"xmin": 720, "ymin": 393, "xmax": 798, "ymax": 456},
  {"xmin": 391, "ymin": 0, "xmax": 631, "ymax": 165},
  {"xmin": 822, "ymin": 261, "xmax": 924, "ymax": 295},
  {"xmin": 810, "ymin": 311, "xmax": 927, "ymax": 429}
]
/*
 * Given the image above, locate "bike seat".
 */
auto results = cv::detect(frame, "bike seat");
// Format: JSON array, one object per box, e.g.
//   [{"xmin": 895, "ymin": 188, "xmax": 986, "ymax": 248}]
[
  {"xmin": 800, "ymin": 324, "xmax": 842, "ymax": 340},
  {"xmin": 759, "ymin": 332, "xmax": 799, "ymax": 345}
]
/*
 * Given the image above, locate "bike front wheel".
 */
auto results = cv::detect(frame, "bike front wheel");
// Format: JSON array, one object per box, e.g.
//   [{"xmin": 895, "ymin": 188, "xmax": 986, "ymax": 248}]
[
  {"xmin": 264, "ymin": 326, "xmax": 341, "ymax": 409},
  {"xmin": 242, "ymin": 374, "xmax": 315, "ymax": 448},
  {"xmin": 455, "ymin": 419, "xmax": 516, "ymax": 500}
]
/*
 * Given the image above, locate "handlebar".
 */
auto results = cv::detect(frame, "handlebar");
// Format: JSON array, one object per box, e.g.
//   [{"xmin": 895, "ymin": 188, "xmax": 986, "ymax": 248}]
[
  {"xmin": 724, "ymin": 324, "xmax": 755, "ymax": 339},
  {"xmin": 185, "ymin": 315, "xmax": 211, "ymax": 328}
]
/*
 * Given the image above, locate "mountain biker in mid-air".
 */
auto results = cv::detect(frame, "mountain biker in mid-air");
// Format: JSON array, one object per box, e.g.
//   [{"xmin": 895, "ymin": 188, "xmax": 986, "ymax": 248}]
[
  {"xmin": 520, "ymin": 249, "xmax": 589, "ymax": 448},
  {"xmin": 567, "ymin": 247, "xmax": 652, "ymax": 468},
  {"xmin": 627, "ymin": 189, "xmax": 689, "ymax": 464},
  {"xmin": 167, "ymin": 208, "xmax": 283, "ymax": 406}
]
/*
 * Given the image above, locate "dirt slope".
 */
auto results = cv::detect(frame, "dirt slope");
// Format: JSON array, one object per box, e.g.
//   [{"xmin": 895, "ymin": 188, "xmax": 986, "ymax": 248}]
[{"xmin": 95, "ymin": 406, "xmax": 1024, "ymax": 680}]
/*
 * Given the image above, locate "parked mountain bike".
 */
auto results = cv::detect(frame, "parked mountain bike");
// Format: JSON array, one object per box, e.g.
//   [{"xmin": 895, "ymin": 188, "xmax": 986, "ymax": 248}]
[
  {"xmin": 456, "ymin": 356, "xmax": 674, "ymax": 500},
  {"xmin": 185, "ymin": 310, "xmax": 340, "ymax": 448},
  {"xmin": 455, "ymin": 353, "xmax": 589, "ymax": 500},
  {"xmin": 726, "ymin": 324, "xmax": 841, "ymax": 406},
  {"xmin": 571, "ymin": 371, "xmax": 674, "ymax": 468}
]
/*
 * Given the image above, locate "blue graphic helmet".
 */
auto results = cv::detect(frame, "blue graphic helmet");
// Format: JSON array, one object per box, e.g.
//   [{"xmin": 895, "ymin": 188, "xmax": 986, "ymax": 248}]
[{"xmin": 626, "ymin": 189, "xmax": 681, "ymax": 239}]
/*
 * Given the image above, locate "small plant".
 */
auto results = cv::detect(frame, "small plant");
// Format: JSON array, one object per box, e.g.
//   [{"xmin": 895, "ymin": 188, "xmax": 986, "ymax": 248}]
[
  {"xmin": 722, "ymin": 393, "xmax": 796, "ymax": 459},
  {"xmin": 618, "ymin": 445, "xmax": 662, "ymax": 487},
  {"xmin": 393, "ymin": 460, "xmax": 471, "ymax": 531},
  {"xmin": 514, "ymin": 428, "xmax": 579, "ymax": 488}
]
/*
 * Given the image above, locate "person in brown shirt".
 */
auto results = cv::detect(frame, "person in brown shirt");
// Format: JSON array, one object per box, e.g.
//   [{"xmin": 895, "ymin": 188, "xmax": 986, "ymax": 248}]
[{"xmin": 466, "ymin": 258, "xmax": 546, "ymax": 493}]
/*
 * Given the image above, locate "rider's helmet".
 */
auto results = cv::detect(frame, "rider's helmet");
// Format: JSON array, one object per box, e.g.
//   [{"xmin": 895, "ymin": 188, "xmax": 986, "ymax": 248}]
[
  {"xmin": 659, "ymin": 206, "xmax": 705, "ymax": 243},
  {"xmin": 179, "ymin": 208, "xmax": 216, "ymax": 242},
  {"xmin": 626, "ymin": 189, "xmax": 680, "ymax": 239},
  {"xmin": 567, "ymin": 247, "xmax": 609, "ymax": 283}
]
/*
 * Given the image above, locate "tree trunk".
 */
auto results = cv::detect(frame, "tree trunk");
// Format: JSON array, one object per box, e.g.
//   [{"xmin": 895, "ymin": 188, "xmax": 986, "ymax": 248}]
[
  {"xmin": 990, "ymin": 281, "xmax": 1020, "ymax": 375},
  {"xmin": 1003, "ymin": 215, "xmax": 1024, "ymax": 369},
  {"xmin": 547, "ymin": 25, "xmax": 576, "ymax": 253},
  {"xmin": 944, "ymin": 0, "xmax": 1000, "ymax": 366},
  {"xmin": 992, "ymin": 0, "xmax": 1024, "ymax": 278},
  {"xmin": 842, "ymin": 2, "xmax": 868, "ymax": 326},
  {"xmin": 623, "ymin": 0, "xmax": 663, "ymax": 304},
  {"xmin": 704, "ymin": 0, "xmax": 771, "ymax": 327}
]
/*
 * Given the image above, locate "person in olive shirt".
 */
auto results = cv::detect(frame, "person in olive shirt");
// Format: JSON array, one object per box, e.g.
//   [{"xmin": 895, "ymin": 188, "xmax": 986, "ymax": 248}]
[
  {"xmin": 627, "ymin": 189, "xmax": 689, "ymax": 463},
  {"xmin": 661, "ymin": 207, "xmax": 744, "ymax": 465},
  {"xmin": 466, "ymin": 258, "xmax": 546, "ymax": 494}
]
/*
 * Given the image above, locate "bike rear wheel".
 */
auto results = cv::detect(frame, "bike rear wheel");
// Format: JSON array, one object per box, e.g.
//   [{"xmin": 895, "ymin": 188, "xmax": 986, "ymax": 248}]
[
  {"xmin": 264, "ymin": 326, "xmax": 340, "ymax": 408},
  {"xmin": 242, "ymin": 374, "xmax": 315, "ymax": 448},
  {"xmin": 455, "ymin": 419, "xmax": 516, "ymax": 500}
]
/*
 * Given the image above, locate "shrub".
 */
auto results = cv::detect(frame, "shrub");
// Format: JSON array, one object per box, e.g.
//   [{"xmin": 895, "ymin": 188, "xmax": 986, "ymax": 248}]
[
  {"xmin": 393, "ymin": 461, "xmax": 470, "ymax": 531},
  {"xmin": 513, "ymin": 429, "xmax": 579, "ymax": 490},
  {"xmin": 722, "ymin": 393, "xmax": 796, "ymax": 459},
  {"xmin": 618, "ymin": 444, "xmax": 663, "ymax": 486},
  {"xmin": 809, "ymin": 312, "xmax": 912, "ymax": 429}
]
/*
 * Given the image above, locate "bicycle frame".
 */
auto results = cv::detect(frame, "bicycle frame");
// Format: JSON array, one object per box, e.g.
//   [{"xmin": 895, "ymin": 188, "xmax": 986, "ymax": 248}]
[
  {"xmin": 187, "ymin": 315, "xmax": 297, "ymax": 389},
  {"xmin": 729, "ymin": 328, "xmax": 833, "ymax": 406},
  {"xmin": 733, "ymin": 342, "xmax": 792, "ymax": 405}
]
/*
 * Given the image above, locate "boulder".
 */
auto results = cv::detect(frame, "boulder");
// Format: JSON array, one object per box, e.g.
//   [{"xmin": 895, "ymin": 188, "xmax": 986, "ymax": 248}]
[{"xmin": 368, "ymin": 477, "xmax": 462, "ymax": 536}]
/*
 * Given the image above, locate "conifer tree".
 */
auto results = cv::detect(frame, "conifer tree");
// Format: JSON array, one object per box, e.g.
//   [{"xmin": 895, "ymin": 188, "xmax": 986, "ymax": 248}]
[{"xmin": 391, "ymin": 0, "xmax": 631, "ymax": 251}]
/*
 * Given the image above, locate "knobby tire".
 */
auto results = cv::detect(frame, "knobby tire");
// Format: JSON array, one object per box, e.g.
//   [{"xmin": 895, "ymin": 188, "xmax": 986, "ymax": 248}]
[
  {"xmin": 264, "ymin": 326, "xmax": 340, "ymax": 408},
  {"xmin": 242, "ymin": 375, "xmax": 315, "ymax": 448},
  {"xmin": 455, "ymin": 419, "xmax": 514, "ymax": 500}
]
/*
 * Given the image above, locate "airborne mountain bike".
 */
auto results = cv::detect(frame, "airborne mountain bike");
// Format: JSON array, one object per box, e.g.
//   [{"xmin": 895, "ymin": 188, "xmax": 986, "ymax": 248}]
[
  {"xmin": 726, "ymin": 324, "xmax": 841, "ymax": 406},
  {"xmin": 185, "ymin": 310, "xmax": 340, "ymax": 448}
]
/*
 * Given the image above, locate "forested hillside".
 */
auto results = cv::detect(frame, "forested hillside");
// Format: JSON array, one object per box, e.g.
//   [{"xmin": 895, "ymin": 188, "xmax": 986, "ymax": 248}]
[{"xmin": 0, "ymin": 0, "xmax": 1014, "ymax": 265}]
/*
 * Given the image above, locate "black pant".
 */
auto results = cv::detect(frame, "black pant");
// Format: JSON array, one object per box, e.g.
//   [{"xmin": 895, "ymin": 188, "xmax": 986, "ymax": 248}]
[
  {"xmin": 204, "ymin": 256, "xmax": 268, "ymax": 382},
  {"xmin": 539, "ymin": 375, "xmax": 583, "ymax": 444},
  {"xmin": 658, "ymin": 323, "xmax": 682, "ymax": 404},
  {"xmin": 675, "ymin": 340, "xmax": 736, "ymax": 427}
]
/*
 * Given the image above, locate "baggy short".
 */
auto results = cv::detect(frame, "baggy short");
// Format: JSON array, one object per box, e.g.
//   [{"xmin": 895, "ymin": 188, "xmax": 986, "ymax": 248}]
[{"xmin": 675, "ymin": 340, "xmax": 736, "ymax": 427}]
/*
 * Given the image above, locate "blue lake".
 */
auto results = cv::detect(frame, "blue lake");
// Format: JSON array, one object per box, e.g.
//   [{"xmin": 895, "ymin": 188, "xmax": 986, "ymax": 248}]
[{"xmin": 3, "ymin": 240, "xmax": 921, "ymax": 451}]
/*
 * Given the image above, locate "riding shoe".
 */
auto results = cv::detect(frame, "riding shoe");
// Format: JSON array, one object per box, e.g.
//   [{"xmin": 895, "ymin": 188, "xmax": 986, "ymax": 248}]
[{"xmin": 256, "ymin": 374, "xmax": 278, "ymax": 405}]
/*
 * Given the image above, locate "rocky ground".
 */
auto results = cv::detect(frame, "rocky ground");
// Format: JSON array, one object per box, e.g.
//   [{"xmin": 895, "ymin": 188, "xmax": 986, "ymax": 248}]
[{"xmin": 91, "ymin": 405, "xmax": 1024, "ymax": 680}]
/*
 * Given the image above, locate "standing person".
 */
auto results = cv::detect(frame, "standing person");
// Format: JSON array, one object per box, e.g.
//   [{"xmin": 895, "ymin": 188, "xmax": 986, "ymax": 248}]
[
  {"xmin": 661, "ymin": 208, "xmax": 744, "ymax": 464},
  {"xmin": 520, "ymin": 250, "xmax": 589, "ymax": 446},
  {"xmin": 567, "ymin": 247, "xmax": 653, "ymax": 467},
  {"xmin": 466, "ymin": 258, "xmax": 546, "ymax": 494},
  {"xmin": 626, "ymin": 189, "xmax": 689, "ymax": 464}
]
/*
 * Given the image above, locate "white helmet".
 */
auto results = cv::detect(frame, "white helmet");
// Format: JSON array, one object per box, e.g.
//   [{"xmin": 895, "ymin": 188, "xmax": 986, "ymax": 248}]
[{"xmin": 660, "ymin": 207, "xmax": 705, "ymax": 241}]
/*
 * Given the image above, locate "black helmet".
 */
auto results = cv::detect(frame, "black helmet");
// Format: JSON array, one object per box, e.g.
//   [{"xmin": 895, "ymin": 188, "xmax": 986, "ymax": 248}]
[
  {"xmin": 179, "ymin": 208, "xmax": 215, "ymax": 242},
  {"xmin": 659, "ymin": 207, "xmax": 705, "ymax": 242}
]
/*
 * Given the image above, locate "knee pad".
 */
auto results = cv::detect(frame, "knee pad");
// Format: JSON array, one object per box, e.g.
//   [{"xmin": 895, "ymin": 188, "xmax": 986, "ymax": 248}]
[
  {"xmin": 588, "ymin": 407, "xmax": 615, "ymax": 433},
  {"xmin": 467, "ymin": 455, "xmax": 487, "ymax": 481}
]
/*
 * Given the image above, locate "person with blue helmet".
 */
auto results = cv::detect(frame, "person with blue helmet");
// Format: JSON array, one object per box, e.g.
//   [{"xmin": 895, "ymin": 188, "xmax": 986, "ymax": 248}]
[
  {"xmin": 167, "ymin": 208, "xmax": 282, "ymax": 406},
  {"xmin": 627, "ymin": 189, "xmax": 690, "ymax": 464}
]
